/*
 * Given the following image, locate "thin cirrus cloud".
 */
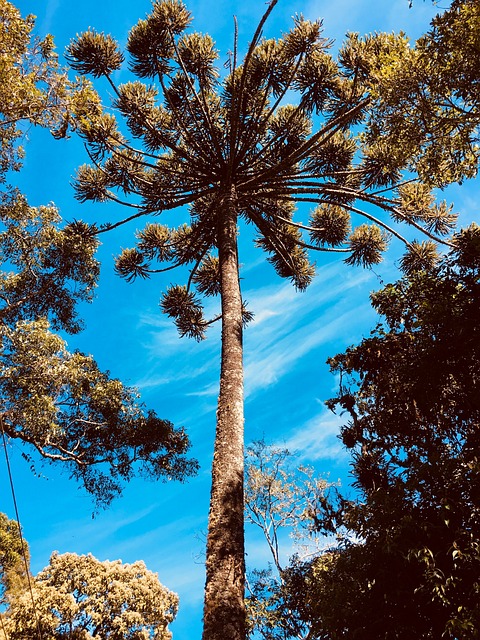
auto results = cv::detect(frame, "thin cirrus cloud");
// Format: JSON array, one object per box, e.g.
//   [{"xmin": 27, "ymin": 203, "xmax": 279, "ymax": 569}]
[
  {"xmin": 242, "ymin": 263, "xmax": 376, "ymax": 396},
  {"xmin": 129, "ymin": 257, "xmax": 379, "ymax": 409},
  {"xmin": 133, "ymin": 261, "xmax": 376, "ymax": 402},
  {"xmin": 36, "ymin": 0, "xmax": 60, "ymax": 34},
  {"xmin": 282, "ymin": 409, "xmax": 348, "ymax": 462},
  {"xmin": 243, "ymin": 306, "xmax": 359, "ymax": 396}
]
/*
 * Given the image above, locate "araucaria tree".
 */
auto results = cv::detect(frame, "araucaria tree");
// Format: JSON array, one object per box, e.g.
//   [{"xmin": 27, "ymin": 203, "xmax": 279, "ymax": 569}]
[{"xmin": 65, "ymin": 1, "xmax": 457, "ymax": 637}]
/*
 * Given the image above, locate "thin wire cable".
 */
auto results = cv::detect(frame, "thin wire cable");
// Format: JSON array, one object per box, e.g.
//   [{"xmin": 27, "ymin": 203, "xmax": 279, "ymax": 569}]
[{"xmin": 1, "ymin": 427, "xmax": 43, "ymax": 640}]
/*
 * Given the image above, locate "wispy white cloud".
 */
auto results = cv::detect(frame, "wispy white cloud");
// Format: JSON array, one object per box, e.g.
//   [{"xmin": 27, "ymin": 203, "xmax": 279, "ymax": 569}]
[
  {"xmin": 282, "ymin": 409, "xmax": 347, "ymax": 462},
  {"xmin": 243, "ymin": 307, "xmax": 357, "ymax": 395},
  {"xmin": 29, "ymin": 503, "xmax": 159, "ymax": 572},
  {"xmin": 242, "ymin": 262, "xmax": 375, "ymax": 396},
  {"xmin": 37, "ymin": 0, "xmax": 60, "ymax": 34},
  {"xmin": 134, "ymin": 359, "xmax": 215, "ymax": 391}
]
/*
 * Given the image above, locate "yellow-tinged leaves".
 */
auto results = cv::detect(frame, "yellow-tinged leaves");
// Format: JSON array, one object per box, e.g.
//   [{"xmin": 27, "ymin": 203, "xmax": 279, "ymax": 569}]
[
  {"xmin": 4, "ymin": 552, "xmax": 178, "ymax": 640},
  {"xmin": 151, "ymin": 0, "xmax": 192, "ymax": 35},
  {"xmin": 74, "ymin": 164, "xmax": 112, "ymax": 202},
  {"xmin": 115, "ymin": 247, "xmax": 152, "ymax": 282},
  {"xmin": 66, "ymin": 0, "xmax": 465, "ymax": 347},
  {"xmin": 177, "ymin": 32, "xmax": 219, "ymax": 86},
  {"xmin": 0, "ymin": 317, "xmax": 197, "ymax": 504},
  {"xmin": 282, "ymin": 14, "xmax": 324, "ymax": 58},
  {"xmin": 136, "ymin": 222, "xmax": 174, "ymax": 261},
  {"xmin": 339, "ymin": 31, "xmax": 414, "ymax": 97},
  {"xmin": 0, "ymin": 1, "xmax": 75, "ymax": 177},
  {"xmin": 396, "ymin": 182, "xmax": 458, "ymax": 235}
]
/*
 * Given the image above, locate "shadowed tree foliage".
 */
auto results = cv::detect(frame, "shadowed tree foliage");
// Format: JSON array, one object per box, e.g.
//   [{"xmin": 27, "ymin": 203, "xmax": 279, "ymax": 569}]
[
  {"xmin": 1, "ymin": 550, "xmax": 178, "ymax": 640},
  {"xmin": 65, "ymin": 1, "xmax": 459, "ymax": 636},
  {"xmin": 316, "ymin": 224, "xmax": 480, "ymax": 638}
]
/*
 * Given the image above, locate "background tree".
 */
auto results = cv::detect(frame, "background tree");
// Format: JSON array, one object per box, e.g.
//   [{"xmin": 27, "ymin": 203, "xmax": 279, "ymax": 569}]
[
  {"xmin": 0, "ymin": 0, "xmax": 94, "ymax": 183},
  {"xmin": 0, "ymin": 191, "xmax": 198, "ymax": 507},
  {"xmin": 1, "ymin": 549, "xmax": 178, "ymax": 639},
  {"xmin": 65, "ymin": 1, "xmax": 458, "ymax": 637},
  {"xmin": 0, "ymin": 512, "xmax": 29, "ymax": 605},
  {"xmin": 244, "ymin": 225, "xmax": 480, "ymax": 639},
  {"xmin": 0, "ymin": 2, "xmax": 197, "ymax": 507},
  {"xmin": 245, "ymin": 441, "xmax": 333, "ymax": 573},
  {"xmin": 244, "ymin": 441, "xmax": 336, "ymax": 640},
  {"xmin": 358, "ymin": 0, "xmax": 480, "ymax": 186}
]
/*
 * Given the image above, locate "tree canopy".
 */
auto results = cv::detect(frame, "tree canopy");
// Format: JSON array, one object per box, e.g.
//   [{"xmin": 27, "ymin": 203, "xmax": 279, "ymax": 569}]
[
  {"xmin": 0, "ymin": 0, "xmax": 88, "ymax": 182},
  {"xmin": 1, "ymin": 549, "xmax": 178, "ymax": 639},
  {"xmin": 3, "ymin": 0, "xmax": 480, "ymax": 637},
  {"xmin": 0, "ymin": 191, "xmax": 198, "ymax": 507},
  {"xmin": 361, "ymin": 0, "xmax": 480, "ymax": 186},
  {"xmin": 245, "ymin": 441, "xmax": 336, "ymax": 640}
]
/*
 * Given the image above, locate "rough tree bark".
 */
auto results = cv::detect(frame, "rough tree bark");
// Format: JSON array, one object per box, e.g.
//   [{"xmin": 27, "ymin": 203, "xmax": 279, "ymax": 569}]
[{"xmin": 202, "ymin": 187, "xmax": 246, "ymax": 640}]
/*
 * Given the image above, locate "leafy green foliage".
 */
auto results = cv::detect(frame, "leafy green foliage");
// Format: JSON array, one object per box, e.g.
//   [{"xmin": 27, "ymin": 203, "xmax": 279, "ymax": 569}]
[
  {"xmin": 0, "ymin": 0, "xmax": 98, "ymax": 181},
  {"xmin": 1, "ymin": 318, "xmax": 197, "ymax": 506},
  {"xmin": 66, "ymin": 29, "xmax": 124, "ymax": 78},
  {"xmin": 344, "ymin": 224, "xmax": 389, "ymax": 267},
  {"xmin": 0, "ymin": 190, "xmax": 99, "ymax": 334},
  {"xmin": 2, "ymin": 551, "xmax": 178, "ymax": 639},
  {"xmin": 0, "ymin": 190, "xmax": 198, "ymax": 507}
]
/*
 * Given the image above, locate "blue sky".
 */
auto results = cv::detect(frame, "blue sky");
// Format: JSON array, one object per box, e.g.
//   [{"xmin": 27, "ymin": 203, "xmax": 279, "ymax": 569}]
[{"xmin": 1, "ymin": 0, "xmax": 476, "ymax": 638}]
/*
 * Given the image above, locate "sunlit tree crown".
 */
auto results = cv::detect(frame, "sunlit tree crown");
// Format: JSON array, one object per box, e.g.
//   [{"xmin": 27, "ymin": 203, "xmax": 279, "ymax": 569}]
[{"xmin": 67, "ymin": 0, "xmax": 457, "ymax": 339}]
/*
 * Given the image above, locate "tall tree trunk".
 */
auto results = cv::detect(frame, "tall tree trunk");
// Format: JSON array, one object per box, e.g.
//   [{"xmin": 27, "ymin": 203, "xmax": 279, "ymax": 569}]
[{"xmin": 202, "ymin": 188, "xmax": 245, "ymax": 640}]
